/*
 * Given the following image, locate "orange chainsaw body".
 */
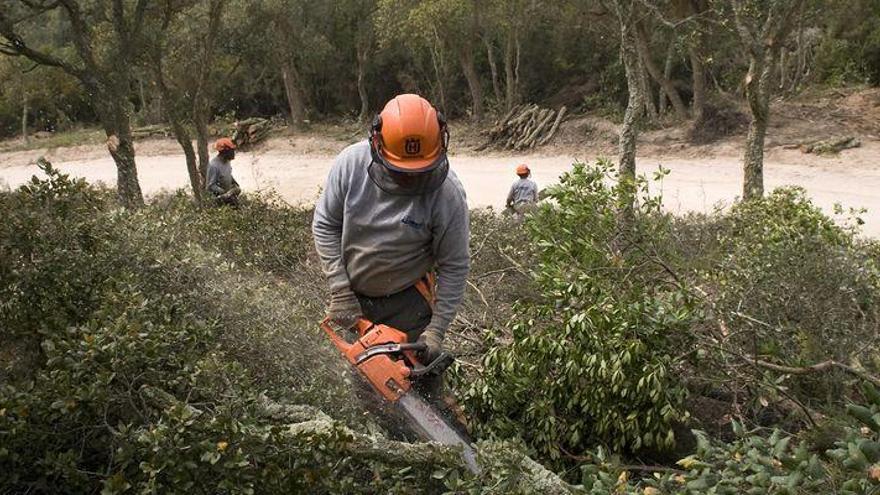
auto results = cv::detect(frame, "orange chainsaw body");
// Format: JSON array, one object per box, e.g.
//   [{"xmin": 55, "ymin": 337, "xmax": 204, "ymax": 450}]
[
  {"xmin": 321, "ymin": 317, "xmax": 480, "ymax": 473},
  {"xmin": 321, "ymin": 318, "xmax": 420, "ymax": 402}
]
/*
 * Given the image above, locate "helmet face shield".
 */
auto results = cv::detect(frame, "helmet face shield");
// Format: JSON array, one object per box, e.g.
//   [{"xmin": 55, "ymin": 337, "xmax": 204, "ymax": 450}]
[{"xmin": 368, "ymin": 157, "xmax": 449, "ymax": 196}]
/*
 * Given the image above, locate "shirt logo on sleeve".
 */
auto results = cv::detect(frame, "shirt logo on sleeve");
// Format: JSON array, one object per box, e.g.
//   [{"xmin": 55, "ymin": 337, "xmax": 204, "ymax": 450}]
[{"xmin": 401, "ymin": 215, "xmax": 425, "ymax": 230}]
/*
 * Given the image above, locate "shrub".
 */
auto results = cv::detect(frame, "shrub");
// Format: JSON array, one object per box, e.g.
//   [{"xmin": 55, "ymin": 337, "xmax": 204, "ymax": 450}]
[
  {"xmin": 466, "ymin": 161, "xmax": 694, "ymax": 463},
  {"xmin": 698, "ymin": 187, "xmax": 880, "ymax": 405},
  {"xmin": 0, "ymin": 166, "xmax": 464, "ymax": 493}
]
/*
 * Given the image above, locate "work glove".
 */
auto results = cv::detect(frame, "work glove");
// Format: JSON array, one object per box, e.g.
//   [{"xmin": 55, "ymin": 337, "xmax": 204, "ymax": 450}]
[
  {"xmin": 328, "ymin": 288, "xmax": 362, "ymax": 330},
  {"xmin": 417, "ymin": 327, "xmax": 444, "ymax": 364},
  {"xmin": 219, "ymin": 187, "xmax": 241, "ymax": 200}
]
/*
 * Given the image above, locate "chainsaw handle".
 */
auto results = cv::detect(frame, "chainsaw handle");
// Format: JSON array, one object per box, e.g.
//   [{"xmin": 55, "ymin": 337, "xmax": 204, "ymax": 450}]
[
  {"xmin": 400, "ymin": 342, "xmax": 427, "ymax": 352},
  {"xmin": 410, "ymin": 351, "xmax": 454, "ymax": 378}
]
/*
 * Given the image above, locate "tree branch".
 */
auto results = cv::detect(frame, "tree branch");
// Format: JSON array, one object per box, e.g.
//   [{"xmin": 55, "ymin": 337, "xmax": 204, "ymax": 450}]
[
  {"xmin": 57, "ymin": 0, "xmax": 101, "ymax": 76},
  {"xmin": 0, "ymin": 10, "xmax": 84, "ymax": 77},
  {"xmin": 753, "ymin": 358, "xmax": 880, "ymax": 389}
]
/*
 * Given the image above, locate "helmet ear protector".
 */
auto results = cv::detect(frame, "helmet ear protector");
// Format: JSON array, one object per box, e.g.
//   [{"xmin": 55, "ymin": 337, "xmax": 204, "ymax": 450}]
[{"xmin": 369, "ymin": 111, "xmax": 450, "ymax": 173}]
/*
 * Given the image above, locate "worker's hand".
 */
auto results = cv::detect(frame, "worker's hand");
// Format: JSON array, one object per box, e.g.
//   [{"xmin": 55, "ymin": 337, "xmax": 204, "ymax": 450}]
[
  {"xmin": 328, "ymin": 288, "xmax": 362, "ymax": 330},
  {"xmin": 417, "ymin": 327, "xmax": 443, "ymax": 364}
]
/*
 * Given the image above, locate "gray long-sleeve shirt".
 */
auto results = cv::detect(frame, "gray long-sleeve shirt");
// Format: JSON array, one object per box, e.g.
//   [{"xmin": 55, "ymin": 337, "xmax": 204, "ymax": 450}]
[
  {"xmin": 506, "ymin": 177, "xmax": 538, "ymax": 206},
  {"xmin": 312, "ymin": 140, "xmax": 470, "ymax": 337},
  {"xmin": 205, "ymin": 156, "xmax": 239, "ymax": 195}
]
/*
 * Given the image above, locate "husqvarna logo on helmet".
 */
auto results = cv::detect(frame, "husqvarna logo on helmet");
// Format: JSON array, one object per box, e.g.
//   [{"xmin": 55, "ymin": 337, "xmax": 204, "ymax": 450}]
[{"xmin": 404, "ymin": 137, "xmax": 421, "ymax": 155}]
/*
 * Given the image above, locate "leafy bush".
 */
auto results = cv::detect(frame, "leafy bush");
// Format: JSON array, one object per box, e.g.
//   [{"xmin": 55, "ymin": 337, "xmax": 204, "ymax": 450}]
[
  {"xmin": 577, "ymin": 384, "xmax": 880, "ymax": 494},
  {"xmin": 0, "ymin": 165, "xmax": 470, "ymax": 493},
  {"xmin": 466, "ymin": 161, "xmax": 695, "ymax": 462},
  {"xmin": 698, "ymin": 187, "xmax": 880, "ymax": 405}
]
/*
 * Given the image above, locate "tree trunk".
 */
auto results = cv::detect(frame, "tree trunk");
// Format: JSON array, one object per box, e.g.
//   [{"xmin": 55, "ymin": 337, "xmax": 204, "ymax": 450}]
[
  {"xmin": 613, "ymin": 0, "xmax": 645, "ymax": 223},
  {"xmin": 170, "ymin": 121, "xmax": 202, "ymax": 201},
  {"xmin": 639, "ymin": 56, "xmax": 658, "ymax": 123},
  {"xmin": 689, "ymin": 46, "xmax": 706, "ymax": 121},
  {"xmin": 96, "ymin": 87, "xmax": 144, "ymax": 208},
  {"xmin": 138, "ymin": 77, "xmax": 147, "ymax": 124},
  {"xmin": 634, "ymin": 22, "xmax": 689, "ymax": 119},
  {"xmin": 742, "ymin": 53, "xmax": 775, "ymax": 200},
  {"xmin": 193, "ymin": 109, "xmax": 211, "ymax": 182},
  {"xmin": 789, "ymin": 9, "xmax": 807, "ymax": 93},
  {"xmin": 459, "ymin": 47, "xmax": 484, "ymax": 120},
  {"xmin": 21, "ymin": 92, "xmax": 28, "ymax": 144},
  {"xmin": 503, "ymin": 31, "xmax": 518, "ymax": 111},
  {"xmin": 356, "ymin": 42, "xmax": 370, "ymax": 122},
  {"xmin": 427, "ymin": 32, "xmax": 448, "ymax": 113},
  {"xmin": 659, "ymin": 40, "xmax": 675, "ymax": 115},
  {"xmin": 281, "ymin": 60, "xmax": 307, "ymax": 128},
  {"xmin": 778, "ymin": 47, "xmax": 787, "ymax": 91},
  {"xmin": 105, "ymin": 125, "xmax": 144, "ymax": 209},
  {"xmin": 484, "ymin": 37, "xmax": 503, "ymax": 105}
]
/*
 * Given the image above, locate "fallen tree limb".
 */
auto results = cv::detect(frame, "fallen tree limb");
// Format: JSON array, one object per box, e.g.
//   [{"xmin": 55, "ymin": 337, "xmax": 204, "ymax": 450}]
[
  {"xmin": 257, "ymin": 394, "xmax": 581, "ymax": 492},
  {"xmin": 803, "ymin": 136, "xmax": 861, "ymax": 155},
  {"xmin": 752, "ymin": 358, "xmax": 880, "ymax": 389},
  {"xmin": 703, "ymin": 341, "xmax": 880, "ymax": 389}
]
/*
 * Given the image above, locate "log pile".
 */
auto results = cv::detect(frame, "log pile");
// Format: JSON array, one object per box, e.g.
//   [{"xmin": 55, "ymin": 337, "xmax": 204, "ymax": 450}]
[
  {"xmin": 803, "ymin": 135, "xmax": 861, "ymax": 155},
  {"xmin": 481, "ymin": 104, "xmax": 567, "ymax": 151},
  {"xmin": 132, "ymin": 124, "xmax": 171, "ymax": 139},
  {"xmin": 232, "ymin": 117, "xmax": 276, "ymax": 148}
]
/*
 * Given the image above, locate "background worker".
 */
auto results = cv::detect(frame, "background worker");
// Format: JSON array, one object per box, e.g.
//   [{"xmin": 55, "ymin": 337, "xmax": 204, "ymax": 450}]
[
  {"xmin": 205, "ymin": 138, "xmax": 242, "ymax": 205},
  {"xmin": 506, "ymin": 163, "xmax": 538, "ymax": 222},
  {"xmin": 312, "ymin": 93, "xmax": 470, "ymax": 406}
]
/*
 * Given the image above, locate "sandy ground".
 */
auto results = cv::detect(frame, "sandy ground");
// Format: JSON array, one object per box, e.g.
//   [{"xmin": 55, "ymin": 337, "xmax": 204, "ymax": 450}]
[{"xmin": 1, "ymin": 136, "xmax": 880, "ymax": 235}]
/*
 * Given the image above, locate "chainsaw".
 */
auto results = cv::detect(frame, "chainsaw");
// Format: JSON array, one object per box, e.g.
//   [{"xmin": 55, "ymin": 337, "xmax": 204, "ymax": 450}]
[{"xmin": 321, "ymin": 317, "xmax": 480, "ymax": 474}]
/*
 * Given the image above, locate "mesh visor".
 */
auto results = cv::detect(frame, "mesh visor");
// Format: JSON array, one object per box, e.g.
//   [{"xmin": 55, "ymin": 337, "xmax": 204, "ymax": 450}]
[{"xmin": 368, "ymin": 158, "xmax": 449, "ymax": 196}]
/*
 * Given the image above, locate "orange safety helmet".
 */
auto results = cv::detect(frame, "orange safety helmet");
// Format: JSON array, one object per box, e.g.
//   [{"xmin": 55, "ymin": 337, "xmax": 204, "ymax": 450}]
[
  {"xmin": 370, "ymin": 94, "xmax": 448, "ymax": 173},
  {"xmin": 516, "ymin": 164, "xmax": 530, "ymax": 177},
  {"xmin": 215, "ymin": 137, "xmax": 236, "ymax": 152}
]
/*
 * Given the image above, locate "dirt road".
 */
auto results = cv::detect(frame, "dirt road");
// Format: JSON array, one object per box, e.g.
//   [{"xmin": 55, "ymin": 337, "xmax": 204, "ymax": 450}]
[{"xmin": 2, "ymin": 139, "xmax": 880, "ymax": 236}]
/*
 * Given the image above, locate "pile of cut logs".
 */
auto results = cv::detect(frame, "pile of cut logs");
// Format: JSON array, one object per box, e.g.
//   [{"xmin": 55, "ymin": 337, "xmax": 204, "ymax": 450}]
[
  {"xmin": 132, "ymin": 124, "xmax": 171, "ymax": 139},
  {"xmin": 481, "ymin": 104, "xmax": 567, "ymax": 151},
  {"xmin": 232, "ymin": 117, "xmax": 275, "ymax": 148}
]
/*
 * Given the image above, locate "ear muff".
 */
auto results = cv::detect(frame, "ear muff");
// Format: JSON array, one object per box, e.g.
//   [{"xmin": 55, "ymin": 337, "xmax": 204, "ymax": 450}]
[
  {"xmin": 369, "ymin": 114, "xmax": 384, "ymax": 165},
  {"xmin": 437, "ymin": 111, "xmax": 450, "ymax": 152}
]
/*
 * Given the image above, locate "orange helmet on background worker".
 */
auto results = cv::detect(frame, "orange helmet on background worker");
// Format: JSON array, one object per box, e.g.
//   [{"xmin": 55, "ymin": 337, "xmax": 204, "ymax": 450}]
[
  {"xmin": 214, "ymin": 137, "xmax": 236, "ymax": 153},
  {"xmin": 368, "ymin": 94, "xmax": 450, "ymax": 195},
  {"xmin": 516, "ymin": 164, "xmax": 530, "ymax": 177}
]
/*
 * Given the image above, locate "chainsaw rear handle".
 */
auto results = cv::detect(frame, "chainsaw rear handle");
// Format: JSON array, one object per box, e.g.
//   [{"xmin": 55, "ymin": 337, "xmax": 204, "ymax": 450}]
[{"xmin": 410, "ymin": 351, "xmax": 454, "ymax": 378}]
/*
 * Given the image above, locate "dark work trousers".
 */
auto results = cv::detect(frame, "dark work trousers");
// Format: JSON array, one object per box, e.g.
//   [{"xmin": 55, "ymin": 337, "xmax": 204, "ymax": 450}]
[{"xmin": 356, "ymin": 285, "xmax": 442, "ymax": 401}]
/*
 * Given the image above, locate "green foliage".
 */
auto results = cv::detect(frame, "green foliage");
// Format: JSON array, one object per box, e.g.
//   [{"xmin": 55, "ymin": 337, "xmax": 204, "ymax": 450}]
[
  {"xmin": 0, "ymin": 166, "xmax": 467, "ymax": 493},
  {"xmin": 815, "ymin": 0, "xmax": 880, "ymax": 86},
  {"xmin": 572, "ymin": 385, "xmax": 880, "ymax": 494},
  {"xmin": 701, "ymin": 187, "xmax": 880, "ymax": 403},
  {"xmin": 0, "ymin": 31, "xmax": 94, "ymax": 137},
  {"xmin": 466, "ymin": 160, "xmax": 694, "ymax": 462}
]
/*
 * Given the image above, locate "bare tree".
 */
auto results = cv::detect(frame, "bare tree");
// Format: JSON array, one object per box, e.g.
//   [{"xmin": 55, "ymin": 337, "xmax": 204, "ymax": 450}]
[
  {"xmin": 0, "ymin": 0, "xmax": 146, "ymax": 207},
  {"xmin": 728, "ymin": 0, "xmax": 805, "ymax": 200}
]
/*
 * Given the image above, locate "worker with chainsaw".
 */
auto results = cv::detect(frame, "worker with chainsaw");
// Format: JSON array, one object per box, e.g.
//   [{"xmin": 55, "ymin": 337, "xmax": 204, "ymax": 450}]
[
  {"xmin": 312, "ymin": 94, "xmax": 470, "ymax": 405},
  {"xmin": 205, "ymin": 137, "xmax": 242, "ymax": 206},
  {"xmin": 506, "ymin": 163, "xmax": 538, "ymax": 222}
]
